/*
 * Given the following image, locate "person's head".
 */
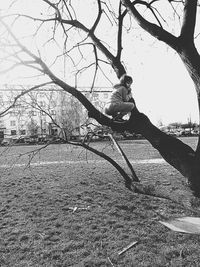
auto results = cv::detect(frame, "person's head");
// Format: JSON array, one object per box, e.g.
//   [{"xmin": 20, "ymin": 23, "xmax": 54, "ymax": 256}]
[{"xmin": 120, "ymin": 74, "xmax": 133, "ymax": 88}]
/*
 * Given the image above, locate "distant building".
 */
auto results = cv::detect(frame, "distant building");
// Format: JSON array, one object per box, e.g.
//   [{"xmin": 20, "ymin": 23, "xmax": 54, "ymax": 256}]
[
  {"xmin": 0, "ymin": 84, "xmax": 112, "ymax": 141},
  {"xmin": 0, "ymin": 85, "xmax": 60, "ymax": 140}
]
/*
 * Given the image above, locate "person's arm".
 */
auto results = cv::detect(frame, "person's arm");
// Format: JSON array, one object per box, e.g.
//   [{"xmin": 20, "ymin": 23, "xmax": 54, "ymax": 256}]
[{"xmin": 118, "ymin": 86, "xmax": 127, "ymax": 102}]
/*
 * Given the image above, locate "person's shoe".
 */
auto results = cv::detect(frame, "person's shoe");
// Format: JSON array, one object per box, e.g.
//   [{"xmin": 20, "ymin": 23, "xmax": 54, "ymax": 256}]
[
  {"xmin": 112, "ymin": 113, "xmax": 124, "ymax": 121},
  {"xmin": 112, "ymin": 117, "xmax": 125, "ymax": 122}
]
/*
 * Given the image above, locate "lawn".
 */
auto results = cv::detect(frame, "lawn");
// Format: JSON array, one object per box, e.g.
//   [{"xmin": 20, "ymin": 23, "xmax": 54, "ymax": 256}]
[{"xmin": 0, "ymin": 137, "xmax": 200, "ymax": 266}]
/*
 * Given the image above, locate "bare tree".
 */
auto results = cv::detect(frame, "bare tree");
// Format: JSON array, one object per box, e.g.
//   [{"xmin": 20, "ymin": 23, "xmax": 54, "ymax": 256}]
[
  {"xmin": 1, "ymin": 0, "xmax": 200, "ymax": 200},
  {"xmin": 58, "ymin": 93, "xmax": 85, "ymax": 140},
  {"xmin": 26, "ymin": 118, "xmax": 39, "ymax": 136}
]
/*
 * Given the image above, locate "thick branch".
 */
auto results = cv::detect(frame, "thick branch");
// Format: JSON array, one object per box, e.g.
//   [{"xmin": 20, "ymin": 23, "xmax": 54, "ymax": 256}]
[
  {"xmin": 180, "ymin": 0, "xmax": 198, "ymax": 42},
  {"xmin": 116, "ymin": 3, "xmax": 126, "ymax": 62},
  {"xmin": 90, "ymin": 0, "xmax": 102, "ymax": 33},
  {"xmin": 127, "ymin": 109, "xmax": 196, "ymax": 179},
  {"xmin": 71, "ymin": 141, "xmax": 134, "ymax": 189},
  {"xmin": 121, "ymin": 0, "xmax": 180, "ymax": 50},
  {"xmin": 59, "ymin": 17, "xmax": 126, "ymax": 77}
]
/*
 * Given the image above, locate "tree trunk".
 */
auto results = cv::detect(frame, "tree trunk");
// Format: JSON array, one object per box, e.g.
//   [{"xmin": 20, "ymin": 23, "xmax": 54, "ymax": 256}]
[
  {"xmin": 122, "ymin": 41, "xmax": 200, "ymax": 196},
  {"xmin": 120, "ymin": 107, "xmax": 200, "ymax": 196},
  {"xmin": 176, "ymin": 42, "xmax": 200, "ymax": 196},
  {"xmin": 177, "ymin": 41, "xmax": 200, "ymax": 153}
]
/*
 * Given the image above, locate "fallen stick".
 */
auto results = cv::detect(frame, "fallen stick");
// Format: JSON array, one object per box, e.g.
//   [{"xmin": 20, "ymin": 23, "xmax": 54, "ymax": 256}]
[
  {"xmin": 118, "ymin": 241, "xmax": 138, "ymax": 255},
  {"xmin": 107, "ymin": 257, "xmax": 115, "ymax": 266}
]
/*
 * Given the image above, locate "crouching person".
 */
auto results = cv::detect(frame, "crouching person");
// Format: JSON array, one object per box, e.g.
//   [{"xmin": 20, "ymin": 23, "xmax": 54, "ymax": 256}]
[{"xmin": 104, "ymin": 74, "xmax": 136, "ymax": 122}]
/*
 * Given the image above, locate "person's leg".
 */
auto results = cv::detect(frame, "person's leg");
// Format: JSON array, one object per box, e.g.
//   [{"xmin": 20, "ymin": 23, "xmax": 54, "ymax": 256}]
[
  {"xmin": 105, "ymin": 103, "xmax": 120, "ymax": 117},
  {"xmin": 112, "ymin": 112, "xmax": 124, "ymax": 120},
  {"xmin": 104, "ymin": 103, "xmax": 115, "ymax": 116},
  {"xmin": 111, "ymin": 103, "xmax": 134, "ymax": 121},
  {"xmin": 105, "ymin": 102, "xmax": 135, "ymax": 121},
  {"xmin": 113, "ymin": 102, "xmax": 135, "ymax": 114}
]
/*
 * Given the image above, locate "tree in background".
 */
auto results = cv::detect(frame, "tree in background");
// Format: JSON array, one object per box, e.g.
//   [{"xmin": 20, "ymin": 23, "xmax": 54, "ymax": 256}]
[
  {"xmin": 59, "ymin": 94, "xmax": 86, "ymax": 140},
  {"xmin": 27, "ymin": 119, "xmax": 39, "ymax": 136},
  {"xmin": 1, "ymin": 1, "xmax": 200, "ymax": 197}
]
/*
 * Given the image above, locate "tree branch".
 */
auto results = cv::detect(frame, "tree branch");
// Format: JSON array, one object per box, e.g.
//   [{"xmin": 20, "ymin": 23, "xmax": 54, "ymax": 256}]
[
  {"xmin": 180, "ymin": 0, "xmax": 198, "ymax": 42},
  {"xmin": 116, "ymin": 2, "xmax": 126, "ymax": 62},
  {"xmin": 71, "ymin": 140, "xmax": 134, "ymax": 189},
  {"xmin": 121, "ymin": 0, "xmax": 180, "ymax": 51},
  {"xmin": 90, "ymin": 0, "xmax": 102, "ymax": 33}
]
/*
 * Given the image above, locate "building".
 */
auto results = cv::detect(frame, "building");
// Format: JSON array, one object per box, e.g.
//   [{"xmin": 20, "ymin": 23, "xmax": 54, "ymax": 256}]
[
  {"xmin": 0, "ymin": 85, "xmax": 56, "ymax": 140},
  {"xmin": 0, "ymin": 84, "xmax": 112, "ymax": 142}
]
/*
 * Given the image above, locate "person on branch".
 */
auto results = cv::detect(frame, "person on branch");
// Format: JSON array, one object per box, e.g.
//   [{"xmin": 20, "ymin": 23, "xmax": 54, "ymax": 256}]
[{"xmin": 104, "ymin": 74, "xmax": 135, "ymax": 121}]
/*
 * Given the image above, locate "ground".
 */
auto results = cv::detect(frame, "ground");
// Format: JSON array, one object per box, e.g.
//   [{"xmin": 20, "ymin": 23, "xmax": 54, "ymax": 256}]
[{"xmin": 0, "ymin": 137, "xmax": 200, "ymax": 267}]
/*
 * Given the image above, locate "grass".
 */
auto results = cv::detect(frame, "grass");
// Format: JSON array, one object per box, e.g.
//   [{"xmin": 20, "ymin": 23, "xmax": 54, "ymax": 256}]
[{"xmin": 0, "ymin": 137, "xmax": 200, "ymax": 266}]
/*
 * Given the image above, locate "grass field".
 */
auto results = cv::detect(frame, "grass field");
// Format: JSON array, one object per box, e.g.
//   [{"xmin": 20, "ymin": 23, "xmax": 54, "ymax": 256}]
[{"xmin": 0, "ymin": 137, "xmax": 200, "ymax": 266}]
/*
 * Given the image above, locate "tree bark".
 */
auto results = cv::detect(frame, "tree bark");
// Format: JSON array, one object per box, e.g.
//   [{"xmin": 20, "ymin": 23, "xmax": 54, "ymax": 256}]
[
  {"xmin": 126, "ymin": 109, "xmax": 196, "ymax": 179},
  {"xmin": 177, "ymin": 42, "xmax": 200, "ymax": 154}
]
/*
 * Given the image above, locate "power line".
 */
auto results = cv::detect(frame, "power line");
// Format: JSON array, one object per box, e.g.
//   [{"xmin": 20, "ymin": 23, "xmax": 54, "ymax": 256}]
[{"xmin": 0, "ymin": 85, "xmax": 112, "ymax": 93}]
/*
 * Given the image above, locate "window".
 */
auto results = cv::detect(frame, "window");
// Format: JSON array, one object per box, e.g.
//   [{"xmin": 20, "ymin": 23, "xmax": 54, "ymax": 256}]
[
  {"xmin": 20, "ymin": 130, "xmax": 26, "ymax": 135},
  {"xmin": 61, "ymin": 110, "xmax": 67, "ymax": 115},
  {"xmin": 0, "ymin": 94, "xmax": 4, "ymax": 106},
  {"xmin": 39, "ymin": 101, "xmax": 45, "ymax": 107},
  {"xmin": 40, "ymin": 111, "xmax": 46, "ymax": 116},
  {"xmin": 11, "ymin": 130, "xmax": 17, "ymax": 135},
  {"xmin": 38, "ymin": 92, "xmax": 45, "ymax": 98},
  {"xmin": 29, "ymin": 110, "xmax": 37, "ymax": 116},
  {"xmin": 103, "ymin": 93, "xmax": 109, "ymax": 99},
  {"xmin": 0, "ymin": 131, "xmax": 4, "ymax": 138},
  {"xmin": 52, "ymin": 128, "xmax": 58, "ymax": 135},
  {"xmin": 10, "ymin": 120, "xmax": 16, "ymax": 126},
  {"xmin": 10, "ymin": 111, "xmax": 16, "ymax": 116},
  {"xmin": 93, "ymin": 101, "xmax": 99, "ymax": 107},
  {"xmin": 92, "ymin": 92, "xmax": 99, "ymax": 101}
]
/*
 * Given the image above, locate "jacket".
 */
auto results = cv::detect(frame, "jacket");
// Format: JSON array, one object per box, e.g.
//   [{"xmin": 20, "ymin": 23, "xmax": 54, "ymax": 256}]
[{"xmin": 109, "ymin": 84, "xmax": 132, "ymax": 104}]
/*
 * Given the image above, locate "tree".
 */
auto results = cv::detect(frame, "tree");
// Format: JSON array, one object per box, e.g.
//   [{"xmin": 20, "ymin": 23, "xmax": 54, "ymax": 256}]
[
  {"xmin": 58, "ymin": 94, "xmax": 86, "ymax": 140},
  {"xmin": 27, "ymin": 118, "xmax": 39, "ymax": 136},
  {"xmin": 0, "ymin": 1, "xmax": 200, "ymax": 198}
]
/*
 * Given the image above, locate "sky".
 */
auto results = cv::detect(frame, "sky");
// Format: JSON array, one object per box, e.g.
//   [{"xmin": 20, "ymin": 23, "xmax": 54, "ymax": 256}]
[{"xmin": 0, "ymin": 0, "xmax": 199, "ymax": 126}]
